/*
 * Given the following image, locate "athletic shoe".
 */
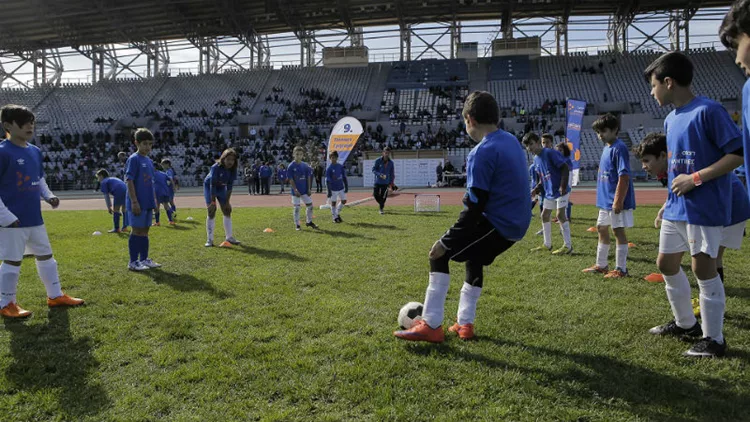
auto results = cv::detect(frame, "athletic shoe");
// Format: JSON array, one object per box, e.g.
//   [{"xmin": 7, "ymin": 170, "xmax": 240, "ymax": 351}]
[
  {"xmin": 152, "ymin": 222, "xmax": 161, "ymax": 227},
  {"xmin": 530, "ymin": 245, "xmax": 552, "ymax": 252},
  {"xmin": 335, "ymin": 216, "xmax": 343, "ymax": 223},
  {"xmin": 379, "ymin": 209, "xmax": 384, "ymax": 215},
  {"xmin": 168, "ymin": 221, "xmax": 176, "ymax": 226},
  {"xmin": 128, "ymin": 261, "xmax": 149, "ymax": 271},
  {"xmin": 644, "ymin": 273, "xmax": 664, "ymax": 283},
  {"xmin": 108, "ymin": 229, "xmax": 119, "ymax": 233},
  {"xmin": 604, "ymin": 268, "xmax": 629, "ymax": 278},
  {"xmin": 295, "ymin": 225, "xmax": 301, "ymax": 231},
  {"xmin": 120, "ymin": 227, "xmax": 130, "ymax": 233},
  {"xmin": 684, "ymin": 337, "xmax": 726, "ymax": 358},
  {"xmin": 332, "ymin": 218, "xmax": 339, "ymax": 223},
  {"xmin": 587, "ymin": 227, "xmax": 597, "ymax": 233},
  {"xmin": 141, "ymin": 258, "xmax": 162, "ymax": 269},
  {"xmin": 393, "ymin": 319, "xmax": 445, "ymax": 343},
  {"xmin": 448, "ymin": 322, "xmax": 475, "ymax": 340},
  {"xmin": 692, "ymin": 298, "xmax": 701, "ymax": 317},
  {"xmin": 582, "ymin": 265, "xmax": 608, "ymax": 274},
  {"xmin": 0, "ymin": 302, "xmax": 32, "ymax": 318},
  {"xmin": 226, "ymin": 237, "xmax": 241, "ymax": 245},
  {"xmin": 306, "ymin": 222, "xmax": 319, "ymax": 229},
  {"xmin": 535, "ymin": 229, "xmax": 543, "ymax": 236},
  {"xmin": 204, "ymin": 241, "xmax": 214, "ymax": 247},
  {"xmin": 219, "ymin": 241, "xmax": 233, "ymax": 248},
  {"xmin": 47, "ymin": 294, "xmax": 84, "ymax": 307},
  {"xmin": 649, "ymin": 320, "xmax": 702, "ymax": 337},
  {"xmin": 551, "ymin": 246, "xmax": 573, "ymax": 255}
]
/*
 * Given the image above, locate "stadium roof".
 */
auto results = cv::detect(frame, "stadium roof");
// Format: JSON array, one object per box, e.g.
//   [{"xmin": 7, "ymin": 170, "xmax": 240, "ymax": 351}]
[{"xmin": 0, "ymin": 0, "xmax": 733, "ymax": 51}]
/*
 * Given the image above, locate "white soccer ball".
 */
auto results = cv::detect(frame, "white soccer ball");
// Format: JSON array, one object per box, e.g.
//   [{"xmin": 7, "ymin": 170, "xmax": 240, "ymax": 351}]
[
  {"xmin": 92, "ymin": 231, "xmax": 102, "ymax": 236},
  {"xmin": 398, "ymin": 302, "xmax": 424, "ymax": 329}
]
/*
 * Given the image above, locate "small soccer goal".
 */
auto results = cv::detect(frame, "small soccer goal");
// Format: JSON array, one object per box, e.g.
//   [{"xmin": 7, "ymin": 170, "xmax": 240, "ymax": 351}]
[{"xmin": 414, "ymin": 194, "xmax": 440, "ymax": 212}]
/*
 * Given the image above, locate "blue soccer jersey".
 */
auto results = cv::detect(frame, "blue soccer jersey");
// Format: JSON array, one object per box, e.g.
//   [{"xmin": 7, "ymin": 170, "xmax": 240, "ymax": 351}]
[
  {"xmin": 277, "ymin": 168, "xmax": 288, "ymax": 182},
  {"xmin": 729, "ymin": 172, "xmax": 750, "ymax": 226},
  {"xmin": 742, "ymin": 79, "xmax": 750, "ymax": 199},
  {"xmin": 165, "ymin": 168, "xmax": 177, "ymax": 196},
  {"xmin": 125, "ymin": 153, "xmax": 156, "ymax": 211},
  {"xmin": 0, "ymin": 140, "xmax": 45, "ymax": 227},
  {"xmin": 533, "ymin": 148, "xmax": 570, "ymax": 200},
  {"xmin": 596, "ymin": 139, "xmax": 636, "ymax": 211},
  {"xmin": 101, "ymin": 177, "xmax": 127, "ymax": 203},
  {"xmin": 288, "ymin": 161, "xmax": 312, "ymax": 196},
  {"xmin": 204, "ymin": 163, "xmax": 236, "ymax": 196},
  {"xmin": 467, "ymin": 129, "xmax": 531, "ymax": 241},
  {"xmin": 326, "ymin": 163, "xmax": 347, "ymax": 191},
  {"xmin": 663, "ymin": 96, "xmax": 742, "ymax": 226},
  {"xmin": 154, "ymin": 170, "xmax": 171, "ymax": 200},
  {"xmin": 372, "ymin": 157, "xmax": 395, "ymax": 185}
]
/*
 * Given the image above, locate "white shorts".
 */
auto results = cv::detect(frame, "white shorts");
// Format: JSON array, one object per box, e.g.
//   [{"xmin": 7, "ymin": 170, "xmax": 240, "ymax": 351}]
[
  {"xmin": 330, "ymin": 190, "xmax": 347, "ymax": 203},
  {"xmin": 0, "ymin": 225, "xmax": 54, "ymax": 261},
  {"xmin": 659, "ymin": 220, "xmax": 723, "ymax": 258},
  {"xmin": 291, "ymin": 194, "xmax": 313, "ymax": 206},
  {"xmin": 571, "ymin": 168, "xmax": 580, "ymax": 187},
  {"xmin": 597, "ymin": 209, "xmax": 634, "ymax": 229},
  {"xmin": 543, "ymin": 193, "xmax": 570, "ymax": 210},
  {"xmin": 721, "ymin": 221, "xmax": 747, "ymax": 250}
]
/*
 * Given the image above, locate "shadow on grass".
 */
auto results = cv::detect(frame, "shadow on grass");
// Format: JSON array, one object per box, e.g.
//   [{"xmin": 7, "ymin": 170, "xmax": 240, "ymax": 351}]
[
  {"xmin": 725, "ymin": 286, "xmax": 750, "ymax": 300},
  {"xmin": 139, "ymin": 269, "xmax": 233, "ymax": 299},
  {"xmin": 314, "ymin": 229, "xmax": 373, "ymax": 240},
  {"xmin": 3, "ymin": 308, "xmax": 109, "ymax": 419},
  {"xmin": 224, "ymin": 245, "xmax": 309, "ymax": 262},
  {"xmin": 405, "ymin": 337, "xmax": 750, "ymax": 420},
  {"xmin": 351, "ymin": 222, "xmax": 400, "ymax": 230}
]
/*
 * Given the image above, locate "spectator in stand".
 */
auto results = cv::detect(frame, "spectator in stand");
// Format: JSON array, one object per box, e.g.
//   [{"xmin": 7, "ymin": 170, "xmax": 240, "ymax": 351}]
[
  {"xmin": 260, "ymin": 162, "xmax": 272, "ymax": 195},
  {"xmin": 313, "ymin": 161, "xmax": 324, "ymax": 193}
]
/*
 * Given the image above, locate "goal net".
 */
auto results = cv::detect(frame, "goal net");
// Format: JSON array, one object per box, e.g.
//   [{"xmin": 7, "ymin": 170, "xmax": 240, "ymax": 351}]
[{"xmin": 414, "ymin": 194, "xmax": 440, "ymax": 212}]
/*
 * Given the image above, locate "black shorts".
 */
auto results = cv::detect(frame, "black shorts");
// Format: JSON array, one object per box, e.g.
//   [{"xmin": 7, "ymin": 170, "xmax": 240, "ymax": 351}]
[{"xmin": 440, "ymin": 215, "xmax": 515, "ymax": 266}]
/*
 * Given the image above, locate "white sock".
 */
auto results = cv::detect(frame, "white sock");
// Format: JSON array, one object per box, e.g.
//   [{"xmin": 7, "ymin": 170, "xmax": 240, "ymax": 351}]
[
  {"xmin": 422, "ymin": 272, "xmax": 450, "ymax": 329},
  {"xmin": 223, "ymin": 215, "xmax": 233, "ymax": 239},
  {"xmin": 542, "ymin": 221, "xmax": 552, "ymax": 248},
  {"xmin": 331, "ymin": 203, "xmax": 337, "ymax": 219},
  {"xmin": 0, "ymin": 263, "xmax": 21, "ymax": 308},
  {"xmin": 206, "ymin": 217, "xmax": 215, "ymax": 243},
  {"xmin": 615, "ymin": 244, "xmax": 629, "ymax": 272},
  {"xmin": 457, "ymin": 282, "xmax": 482, "ymax": 325},
  {"xmin": 663, "ymin": 269, "xmax": 697, "ymax": 329},
  {"xmin": 698, "ymin": 275, "xmax": 725, "ymax": 344},
  {"xmin": 560, "ymin": 221, "xmax": 572, "ymax": 249},
  {"xmin": 596, "ymin": 242, "xmax": 610, "ymax": 268},
  {"xmin": 36, "ymin": 258, "xmax": 64, "ymax": 299},
  {"xmin": 337, "ymin": 202, "xmax": 344, "ymax": 216},
  {"xmin": 293, "ymin": 205, "xmax": 300, "ymax": 225},
  {"xmin": 306, "ymin": 205, "xmax": 313, "ymax": 224}
]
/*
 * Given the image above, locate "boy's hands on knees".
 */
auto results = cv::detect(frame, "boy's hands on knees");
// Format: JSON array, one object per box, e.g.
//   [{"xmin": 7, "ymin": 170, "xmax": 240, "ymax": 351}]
[
  {"xmin": 207, "ymin": 202, "xmax": 217, "ymax": 215},
  {"xmin": 47, "ymin": 197, "xmax": 60, "ymax": 209},
  {"xmin": 429, "ymin": 240, "xmax": 446, "ymax": 259}
]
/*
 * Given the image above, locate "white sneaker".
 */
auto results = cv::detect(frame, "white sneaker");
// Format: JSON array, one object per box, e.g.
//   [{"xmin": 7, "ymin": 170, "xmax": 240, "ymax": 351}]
[
  {"xmin": 226, "ymin": 237, "xmax": 241, "ymax": 245},
  {"xmin": 128, "ymin": 261, "xmax": 149, "ymax": 271},
  {"xmin": 204, "ymin": 241, "xmax": 214, "ymax": 247},
  {"xmin": 141, "ymin": 258, "xmax": 162, "ymax": 268}
]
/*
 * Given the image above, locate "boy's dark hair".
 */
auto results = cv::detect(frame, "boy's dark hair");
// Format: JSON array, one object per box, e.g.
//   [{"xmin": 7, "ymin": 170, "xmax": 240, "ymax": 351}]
[
  {"xmin": 161, "ymin": 158, "xmax": 171, "ymax": 166},
  {"xmin": 592, "ymin": 113, "xmax": 620, "ymax": 132},
  {"xmin": 96, "ymin": 169, "xmax": 109, "ymax": 178},
  {"xmin": 293, "ymin": 145, "xmax": 305, "ymax": 154},
  {"xmin": 541, "ymin": 133, "xmax": 554, "ymax": 143},
  {"xmin": 218, "ymin": 148, "xmax": 238, "ymax": 170},
  {"xmin": 134, "ymin": 128, "xmax": 154, "ymax": 143},
  {"xmin": 462, "ymin": 91, "xmax": 500, "ymax": 125},
  {"xmin": 330, "ymin": 150, "xmax": 339, "ymax": 158},
  {"xmin": 555, "ymin": 142, "xmax": 571, "ymax": 157},
  {"xmin": 643, "ymin": 52, "xmax": 693, "ymax": 86},
  {"xmin": 1, "ymin": 104, "xmax": 35, "ymax": 128},
  {"xmin": 720, "ymin": 0, "xmax": 750, "ymax": 50},
  {"xmin": 522, "ymin": 132, "xmax": 540, "ymax": 146},
  {"xmin": 154, "ymin": 163, "xmax": 163, "ymax": 171},
  {"xmin": 383, "ymin": 146, "xmax": 392, "ymax": 152},
  {"xmin": 634, "ymin": 132, "xmax": 667, "ymax": 158}
]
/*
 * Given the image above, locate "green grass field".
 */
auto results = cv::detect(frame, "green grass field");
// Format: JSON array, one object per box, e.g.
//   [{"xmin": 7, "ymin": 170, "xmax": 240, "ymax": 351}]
[{"xmin": 1, "ymin": 204, "xmax": 749, "ymax": 421}]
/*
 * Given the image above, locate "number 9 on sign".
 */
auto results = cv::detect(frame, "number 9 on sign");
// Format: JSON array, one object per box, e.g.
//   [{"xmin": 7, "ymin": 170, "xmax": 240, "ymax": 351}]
[{"xmin": 344, "ymin": 124, "xmax": 351, "ymax": 133}]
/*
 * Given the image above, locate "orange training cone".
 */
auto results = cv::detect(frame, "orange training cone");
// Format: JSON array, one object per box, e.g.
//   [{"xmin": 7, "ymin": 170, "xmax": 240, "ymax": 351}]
[{"xmin": 263, "ymin": 228, "xmax": 274, "ymax": 233}]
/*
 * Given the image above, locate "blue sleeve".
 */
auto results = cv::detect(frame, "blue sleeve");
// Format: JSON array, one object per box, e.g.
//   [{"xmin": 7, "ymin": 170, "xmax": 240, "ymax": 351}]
[
  {"xmin": 389, "ymin": 161, "xmax": 395, "ymax": 181},
  {"xmin": 706, "ymin": 105, "xmax": 742, "ymax": 153},
  {"xmin": 0, "ymin": 151, "xmax": 7, "ymax": 180},
  {"xmin": 209, "ymin": 165, "xmax": 217, "ymax": 196},
  {"xmin": 549, "ymin": 150, "xmax": 568, "ymax": 169},
  {"xmin": 372, "ymin": 159, "xmax": 381, "ymax": 176},
  {"xmin": 326, "ymin": 166, "xmax": 333, "ymax": 184},
  {"xmin": 469, "ymin": 151, "xmax": 494, "ymax": 193},
  {"xmin": 103, "ymin": 193, "xmax": 112, "ymax": 208},
  {"xmin": 100, "ymin": 180, "xmax": 109, "ymax": 194},
  {"xmin": 615, "ymin": 145, "xmax": 630, "ymax": 177},
  {"xmin": 125, "ymin": 157, "xmax": 137, "ymax": 181},
  {"xmin": 228, "ymin": 170, "xmax": 235, "ymax": 191},
  {"xmin": 36, "ymin": 148, "xmax": 44, "ymax": 179}
]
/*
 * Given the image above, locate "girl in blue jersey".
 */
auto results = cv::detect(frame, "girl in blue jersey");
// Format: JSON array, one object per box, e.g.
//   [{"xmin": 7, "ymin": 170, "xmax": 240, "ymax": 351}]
[
  {"xmin": 96, "ymin": 169, "xmax": 130, "ymax": 233},
  {"xmin": 0, "ymin": 105, "xmax": 84, "ymax": 318},
  {"xmin": 204, "ymin": 148, "xmax": 240, "ymax": 247},
  {"xmin": 161, "ymin": 159, "xmax": 179, "ymax": 218},
  {"xmin": 288, "ymin": 146, "xmax": 318, "ymax": 230},
  {"xmin": 643, "ymin": 52, "xmax": 744, "ymax": 358}
]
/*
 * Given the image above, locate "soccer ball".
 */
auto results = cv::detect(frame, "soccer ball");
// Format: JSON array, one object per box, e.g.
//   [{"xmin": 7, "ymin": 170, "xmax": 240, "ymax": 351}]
[{"xmin": 398, "ymin": 302, "xmax": 424, "ymax": 329}]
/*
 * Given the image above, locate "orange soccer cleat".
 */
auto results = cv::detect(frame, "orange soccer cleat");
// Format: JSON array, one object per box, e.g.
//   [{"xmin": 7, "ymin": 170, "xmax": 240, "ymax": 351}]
[
  {"xmin": 448, "ymin": 322, "xmax": 475, "ymax": 340},
  {"xmin": 218, "ymin": 241, "xmax": 233, "ymax": 248},
  {"xmin": 0, "ymin": 302, "xmax": 32, "ymax": 318},
  {"xmin": 604, "ymin": 268, "xmax": 629, "ymax": 279},
  {"xmin": 644, "ymin": 273, "xmax": 664, "ymax": 283},
  {"xmin": 393, "ymin": 319, "xmax": 445, "ymax": 343},
  {"xmin": 47, "ymin": 294, "xmax": 85, "ymax": 308},
  {"xmin": 582, "ymin": 265, "xmax": 609, "ymax": 274}
]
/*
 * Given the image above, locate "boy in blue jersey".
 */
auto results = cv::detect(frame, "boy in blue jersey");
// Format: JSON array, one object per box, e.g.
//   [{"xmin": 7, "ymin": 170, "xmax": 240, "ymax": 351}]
[
  {"xmin": 277, "ymin": 163, "xmax": 287, "ymax": 194},
  {"xmin": 161, "ymin": 159, "xmax": 179, "ymax": 218},
  {"xmin": 288, "ymin": 146, "xmax": 318, "ymax": 230},
  {"xmin": 643, "ymin": 52, "xmax": 744, "ymax": 358},
  {"xmin": 523, "ymin": 132, "xmax": 573, "ymax": 255},
  {"xmin": 326, "ymin": 151, "xmax": 349, "ymax": 223},
  {"xmin": 554, "ymin": 141, "xmax": 574, "ymax": 223},
  {"xmin": 95, "ymin": 169, "xmax": 130, "ymax": 233},
  {"xmin": 125, "ymin": 129, "xmax": 162, "ymax": 272},
  {"xmin": 583, "ymin": 114, "xmax": 636, "ymax": 278},
  {"xmin": 529, "ymin": 161, "xmax": 544, "ymax": 236},
  {"xmin": 204, "ymin": 148, "xmax": 240, "ymax": 247},
  {"xmin": 720, "ymin": 0, "xmax": 750, "ymax": 199},
  {"xmin": 152, "ymin": 164, "xmax": 174, "ymax": 226},
  {"xmin": 394, "ymin": 91, "xmax": 531, "ymax": 343},
  {"xmin": 372, "ymin": 146, "xmax": 395, "ymax": 215},
  {"xmin": 542, "ymin": 133, "xmax": 573, "ymax": 224},
  {"xmin": 0, "ymin": 105, "xmax": 84, "ymax": 318}
]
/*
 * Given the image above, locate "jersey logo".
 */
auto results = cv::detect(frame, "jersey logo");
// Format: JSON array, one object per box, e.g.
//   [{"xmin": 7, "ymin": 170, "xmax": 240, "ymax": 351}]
[{"xmin": 16, "ymin": 158, "xmax": 24, "ymax": 166}]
